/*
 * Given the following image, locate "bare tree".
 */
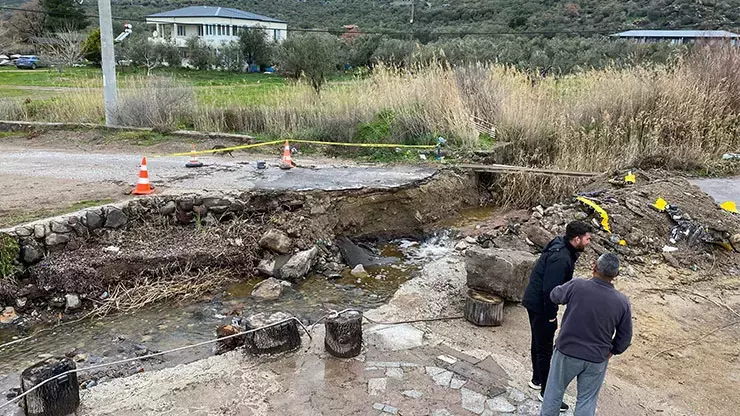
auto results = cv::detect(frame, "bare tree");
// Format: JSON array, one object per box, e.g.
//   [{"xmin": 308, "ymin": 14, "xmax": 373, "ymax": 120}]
[
  {"xmin": 9, "ymin": 0, "xmax": 46, "ymax": 44},
  {"xmin": 0, "ymin": 20, "xmax": 21, "ymax": 53},
  {"xmin": 43, "ymin": 26, "xmax": 84, "ymax": 70}
]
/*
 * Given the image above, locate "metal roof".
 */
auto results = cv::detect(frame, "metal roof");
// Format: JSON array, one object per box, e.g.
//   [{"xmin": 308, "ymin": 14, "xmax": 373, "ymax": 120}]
[
  {"xmin": 147, "ymin": 6, "xmax": 286, "ymax": 23},
  {"xmin": 613, "ymin": 30, "xmax": 740, "ymax": 38}
]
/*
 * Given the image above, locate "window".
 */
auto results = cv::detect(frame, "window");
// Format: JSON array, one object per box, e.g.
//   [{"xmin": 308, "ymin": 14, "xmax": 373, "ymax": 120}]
[
  {"xmin": 233, "ymin": 25, "xmax": 237, "ymax": 36},
  {"xmin": 198, "ymin": 25, "xmax": 203, "ymax": 36},
  {"xmin": 217, "ymin": 25, "xmax": 221, "ymax": 36},
  {"xmin": 177, "ymin": 25, "xmax": 185, "ymax": 37},
  {"xmin": 274, "ymin": 29, "xmax": 280, "ymax": 40}
]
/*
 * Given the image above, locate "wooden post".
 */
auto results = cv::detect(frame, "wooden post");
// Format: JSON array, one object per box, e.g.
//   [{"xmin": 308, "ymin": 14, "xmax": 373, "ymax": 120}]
[
  {"xmin": 243, "ymin": 312, "xmax": 301, "ymax": 354},
  {"xmin": 464, "ymin": 289, "xmax": 504, "ymax": 326},
  {"xmin": 324, "ymin": 310, "xmax": 363, "ymax": 358},
  {"xmin": 21, "ymin": 357, "xmax": 79, "ymax": 416}
]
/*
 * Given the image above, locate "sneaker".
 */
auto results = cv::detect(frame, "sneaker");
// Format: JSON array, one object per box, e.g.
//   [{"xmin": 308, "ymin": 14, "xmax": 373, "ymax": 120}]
[
  {"xmin": 528, "ymin": 380, "xmax": 541, "ymax": 390},
  {"xmin": 538, "ymin": 394, "xmax": 570, "ymax": 413}
]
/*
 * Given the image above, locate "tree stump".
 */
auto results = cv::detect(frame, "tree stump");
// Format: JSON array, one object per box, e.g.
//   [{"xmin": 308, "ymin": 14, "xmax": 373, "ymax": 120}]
[
  {"xmin": 464, "ymin": 289, "xmax": 504, "ymax": 327},
  {"xmin": 243, "ymin": 312, "xmax": 301, "ymax": 354},
  {"xmin": 324, "ymin": 310, "xmax": 363, "ymax": 358},
  {"xmin": 21, "ymin": 357, "xmax": 79, "ymax": 416},
  {"xmin": 215, "ymin": 324, "xmax": 245, "ymax": 355}
]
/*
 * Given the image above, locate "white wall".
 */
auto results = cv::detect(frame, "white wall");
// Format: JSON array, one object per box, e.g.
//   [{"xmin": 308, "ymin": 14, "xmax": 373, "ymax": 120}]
[{"xmin": 146, "ymin": 16, "xmax": 288, "ymax": 48}]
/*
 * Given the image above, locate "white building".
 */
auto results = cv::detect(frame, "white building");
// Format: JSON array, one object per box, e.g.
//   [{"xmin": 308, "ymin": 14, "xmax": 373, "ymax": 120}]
[
  {"xmin": 146, "ymin": 6, "xmax": 288, "ymax": 48},
  {"xmin": 612, "ymin": 30, "xmax": 739, "ymax": 45}
]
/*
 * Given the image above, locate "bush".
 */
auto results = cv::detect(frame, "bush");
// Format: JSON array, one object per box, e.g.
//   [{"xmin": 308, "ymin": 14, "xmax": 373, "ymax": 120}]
[
  {"xmin": 82, "ymin": 27, "xmax": 101, "ymax": 64},
  {"xmin": 219, "ymin": 41, "xmax": 244, "ymax": 72},
  {"xmin": 186, "ymin": 36, "xmax": 216, "ymax": 70}
]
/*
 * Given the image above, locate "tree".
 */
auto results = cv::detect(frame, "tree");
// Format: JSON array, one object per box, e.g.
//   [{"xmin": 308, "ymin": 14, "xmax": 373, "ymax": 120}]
[
  {"xmin": 39, "ymin": 0, "xmax": 87, "ymax": 32},
  {"xmin": 81, "ymin": 28, "xmax": 101, "ymax": 64},
  {"xmin": 43, "ymin": 27, "xmax": 84, "ymax": 69},
  {"xmin": 277, "ymin": 33, "xmax": 341, "ymax": 95},
  {"xmin": 345, "ymin": 35, "xmax": 382, "ymax": 68},
  {"xmin": 0, "ymin": 20, "xmax": 21, "ymax": 53},
  {"xmin": 185, "ymin": 36, "xmax": 216, "ymax": 70},
  {"xmin": 220, "ymin": 41, "xmax": 244, "ymax": 72},
  {"xmin": 238, "ymin": 26, "xmax": 272, "ymax": 68},
  {"xmin": 123, "ymin": 33, "xmax": 181, "ymax": 75},
  {"xmin": 8, "ymin": 0, "xmax": 46, "ymax": 43}
]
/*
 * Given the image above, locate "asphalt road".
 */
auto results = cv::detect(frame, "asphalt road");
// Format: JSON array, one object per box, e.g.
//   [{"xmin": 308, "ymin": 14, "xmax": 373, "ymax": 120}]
[
  {"xmin": 690, "ymin": 177, "xmax": 740, "ymax": 204},
  {"xmin": 0, "ymin": 150, "xmax": 437, "ymax": 192}
]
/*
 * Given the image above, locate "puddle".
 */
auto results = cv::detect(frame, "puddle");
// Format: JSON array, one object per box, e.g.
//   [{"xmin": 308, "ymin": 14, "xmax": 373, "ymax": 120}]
[
  {"xmin": 0, "ymin": 231, "xmax": 454, "ymax": 408},
  {"xmin": 436, "ymin": 206, "xmax": 499, "ymax": 228}
]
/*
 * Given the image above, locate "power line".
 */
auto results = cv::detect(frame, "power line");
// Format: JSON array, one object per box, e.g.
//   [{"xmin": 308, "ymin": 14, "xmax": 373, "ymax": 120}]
[{"xmin": 2, "ymin": 5, "xmax": 739, "ymax": 38}]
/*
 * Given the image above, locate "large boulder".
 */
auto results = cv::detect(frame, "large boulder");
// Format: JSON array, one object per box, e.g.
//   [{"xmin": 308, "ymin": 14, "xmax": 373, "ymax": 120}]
[
  {"xmin": 465, "ymin": 247, "xmax": 537, "ymax": 302},
  {"xmin": 104, "ymin": 208, "xmax": 128, "ymax": 229},
  {"xmin": 279, "ymin": 247, "xmax": 318, "ymax": 282},
  {"xmin": 259, "ymin": 229, "xmax": 292, "ymax": 254},
  {"xmin": 523, "ymin": 225, "xmax": 555, "ymax": 250}
]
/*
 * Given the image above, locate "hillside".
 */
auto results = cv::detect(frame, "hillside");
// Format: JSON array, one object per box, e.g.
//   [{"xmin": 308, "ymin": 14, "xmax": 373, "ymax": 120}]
[{"xmin": 100, "ymin": 0, "xmax": 740, "ymax": 34}]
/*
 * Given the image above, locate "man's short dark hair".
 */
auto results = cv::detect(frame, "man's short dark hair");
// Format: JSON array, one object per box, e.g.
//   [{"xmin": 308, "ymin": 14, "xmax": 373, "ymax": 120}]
[{"xmin": 565, "ymin": 221, "xmax": 592, "ymax": 240}]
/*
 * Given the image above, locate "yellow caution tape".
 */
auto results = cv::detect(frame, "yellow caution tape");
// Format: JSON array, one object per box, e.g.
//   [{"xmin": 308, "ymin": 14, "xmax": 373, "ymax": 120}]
[
  {"xmin": 624, "ymin": 171, "xmax": 636, "ymax": 184},
  {"xmin": 653, "ymin": 198, "xmax": 668, "ymax": 212},
  {"xmin": 720, "ymin": 201, "xmax": 738, "ymax": 214},
  {"xmin": 159, "ymin": 139, "xmax": 437, "ymax": 158},
  {"xmin": 576, "ymin": 196, "xmax": 611, "ymax": 233}
]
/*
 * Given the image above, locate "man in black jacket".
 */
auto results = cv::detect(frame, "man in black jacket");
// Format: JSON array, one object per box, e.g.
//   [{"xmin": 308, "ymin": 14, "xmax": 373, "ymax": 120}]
[{"xmin": 522, "ymin": 221, "xmax": 592, "ymax": 410}]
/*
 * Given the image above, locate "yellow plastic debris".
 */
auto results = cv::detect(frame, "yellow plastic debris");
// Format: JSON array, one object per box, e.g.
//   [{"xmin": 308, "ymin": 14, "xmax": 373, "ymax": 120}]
[
  {"xmin": 576, "ymin": 196, "xmax": 611, "ymax": 233},
  {"xmin": 653, "ymin": 198, "xmax": 668, "ymax": 212},
  {"xmin": 624, "ymin": 171, "xmax": 636, "ymax": 184},
  {"xmin": 619, "ymin": 239, "xmax": 627, "ymax": 246},
  {"xmin": 720, "ymin": 201, "xmax": 738, "ymax": 214}
]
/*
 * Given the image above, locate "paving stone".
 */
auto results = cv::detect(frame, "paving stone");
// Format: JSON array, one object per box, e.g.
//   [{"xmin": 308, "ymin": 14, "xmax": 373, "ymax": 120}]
[
  {"xmin": 475, "ymin": 356, "xmax": 509, "ymax": 380},
  {"xmin": 368, "ymin": 378, "xmax": 387, "ymax": 396},
  {"xmin": 373, "ymin": 403, "xmax": 385, "ymax": 411},
  {"xmin": 486, "ymin": 396, "xmax": 516, "ymax": 413},
  {"xmin": 386, "ymin": 368, "xmax": 404, "ymax": 380},
  {"xmin": 426, "ymin": 366, "xmax": 446, "ymax": 377},
  {"xmin": 461, "ymin": 387, "xmax": 487, "ymax": 414},
  {"xmin": 400, "ymin": 362, "xmax": 420, "ymax": 367},
  {"xmin": 507, "ymin": 387, "xmax": 527, "ymax": 403},
  {"xmin": 431, "ymin": 410, "xmax": 454, "ymax": 416},
  {"xmin": 449, "ymin": 375, "xmax": 467, "ymax": 390},
  {"xmin": 366, "ymin": 324, "xmax": 424, "ymax": 351},
  {"xmin": 402, "ymin": 390, "xmax": 424, "ymax": 399},
  {"xmin": 437, "ymin": 360, "xmax": 508, "ymax": 396},
  {"xmin": 433, "ymin": 370, "xmax": 454, "ymax": 387},
  {"xmin": 382, "ymin": 405, "xmax": 399, "ymax": 414},
  {"xmin": 516, "ymin": 399, "xmax": 541, "ymax": 416},
  {"xmin": 367, "ymin": 361, "xmax": 401, "ymax": 368},
  {"xmin": 365, "ymin": 366, "xmax": 379, "ymax": 371},
  {"xmin": 462, "ymin": 381, "xmax": 507, "ymax": 402}
]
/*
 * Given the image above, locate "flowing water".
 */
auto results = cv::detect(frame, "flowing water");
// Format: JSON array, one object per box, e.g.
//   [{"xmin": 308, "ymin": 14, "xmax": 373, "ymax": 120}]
[{"xmin": 0, "ymin": 232, "xmax": 455, "ymax": 411}]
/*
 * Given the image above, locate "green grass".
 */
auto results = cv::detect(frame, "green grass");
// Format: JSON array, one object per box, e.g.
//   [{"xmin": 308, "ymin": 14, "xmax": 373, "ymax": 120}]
[
  {"xmin": 111, "ymin": 131, "xmax": 175, "ymax": 146},
  {"xmin": 0, "ymin": 131, "xmax": 22, "ymax": 139}
]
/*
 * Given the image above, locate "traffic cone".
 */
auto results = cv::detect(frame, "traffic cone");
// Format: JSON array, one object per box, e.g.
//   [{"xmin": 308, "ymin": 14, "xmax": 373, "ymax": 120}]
[
  {"xmin": 132, "ymin": 156, "xmax": 155, "ymax": 195},
  {"xmin": 279, "ymin": 140, "xmax": 294, "ymax": 170},
  {"xmin": 185, "ymin": 144, "xmax": 203, "ymax": 168}
]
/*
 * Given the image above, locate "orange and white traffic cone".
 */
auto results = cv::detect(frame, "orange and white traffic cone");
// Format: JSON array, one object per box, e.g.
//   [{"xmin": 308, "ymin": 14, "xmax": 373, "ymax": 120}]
[
  {"xmin": 132, "ymin": 156, "xmax": 155, "ymax": 195},
  {"xmin": 279, "ymin": 140, "xmax": 294, "ymax": 170},
  {"xmin": 185, "ymin": 144, "xmax": 203, "ymax": 168}
]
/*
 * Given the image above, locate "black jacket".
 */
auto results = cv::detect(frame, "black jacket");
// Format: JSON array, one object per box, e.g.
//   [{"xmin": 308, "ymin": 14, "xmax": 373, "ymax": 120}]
[{"xmin": 522, "ymin": 236, "xmax": 580, "ymax": 319}]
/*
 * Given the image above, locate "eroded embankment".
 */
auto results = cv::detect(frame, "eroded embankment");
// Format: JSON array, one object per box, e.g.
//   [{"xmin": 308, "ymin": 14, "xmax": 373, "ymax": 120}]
[{"xmin": 0, "ymin": 170, "xmax": 478, "ymax": 325}]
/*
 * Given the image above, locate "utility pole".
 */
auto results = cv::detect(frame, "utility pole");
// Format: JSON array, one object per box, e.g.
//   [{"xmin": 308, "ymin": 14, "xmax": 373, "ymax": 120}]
[{"xmin": 97, "ymin": 0, "xmax": 118, "ymax": 126}]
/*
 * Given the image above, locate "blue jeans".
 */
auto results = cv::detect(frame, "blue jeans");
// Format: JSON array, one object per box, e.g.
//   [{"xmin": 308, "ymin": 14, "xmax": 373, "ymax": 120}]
[{"xmin": 540, "ymin": 349, "xmax": 608, "ymax": 416}]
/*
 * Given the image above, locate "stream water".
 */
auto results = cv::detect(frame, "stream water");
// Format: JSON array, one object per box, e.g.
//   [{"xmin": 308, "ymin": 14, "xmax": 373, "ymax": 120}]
[{"xmin": 0, "ymin": 231, "xmax": 455, "ymax": 411}]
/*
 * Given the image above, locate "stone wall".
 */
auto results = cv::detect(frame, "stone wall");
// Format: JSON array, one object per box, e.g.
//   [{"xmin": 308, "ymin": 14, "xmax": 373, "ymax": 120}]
[{"xmin": 3, "ymin": 193, "xmax": 251, "ymax": 267}]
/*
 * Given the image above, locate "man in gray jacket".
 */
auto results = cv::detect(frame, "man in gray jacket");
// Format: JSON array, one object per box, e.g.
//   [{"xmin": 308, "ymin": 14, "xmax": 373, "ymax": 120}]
[{"xmin": 540, "ymin": 253, "xmax": 633, "ymax": 416}]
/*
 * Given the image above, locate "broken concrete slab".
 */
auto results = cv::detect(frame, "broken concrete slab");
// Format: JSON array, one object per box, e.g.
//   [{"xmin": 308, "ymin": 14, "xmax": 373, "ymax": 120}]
[
  {"xmin": 435, "ymin": 358, "xmax": 509, "ymax": 397},
  {"xmin": 432, "ymin": 370, "xmax": 453, "ymax": 387},
  {"xmin": 486, "ymin": 396, "xmax": 516, "ymax": 413},
  {"xmin": 386, "ymin": 368, "xmax": 404, "ymax": 380},
  {"xmin": 402, "ymin": 390, "xmax": 424, "ymax": 399}
]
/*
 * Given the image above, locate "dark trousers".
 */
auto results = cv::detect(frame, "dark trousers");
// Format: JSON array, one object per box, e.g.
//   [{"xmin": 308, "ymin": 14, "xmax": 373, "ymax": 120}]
[{"xmin": 527, "ymin": 309, "xmax": 557, "ymax": 393}]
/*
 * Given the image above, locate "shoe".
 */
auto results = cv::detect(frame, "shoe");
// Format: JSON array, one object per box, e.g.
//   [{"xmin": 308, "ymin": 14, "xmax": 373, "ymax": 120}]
[
  {"xmin": 538, "ymin": 393, "xmax": 569, "ymax": 413},
  {"xmin": 528, "ymin": 380, "xmax": 541, "ymax": 390}
]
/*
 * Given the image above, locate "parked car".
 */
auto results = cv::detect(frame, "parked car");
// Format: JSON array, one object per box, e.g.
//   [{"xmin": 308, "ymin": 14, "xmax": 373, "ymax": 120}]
[
  {"xmin": 15, "ymin": 55, "xmax": 45, "ymax": 69},
  {"xmin": 0, "ymin": 55, "xmax": 12, "ymax": 66}
]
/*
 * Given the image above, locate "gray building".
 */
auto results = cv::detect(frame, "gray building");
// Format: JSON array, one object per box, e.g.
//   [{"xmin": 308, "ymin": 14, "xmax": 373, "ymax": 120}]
[{"xmin": 613, "ymin": 30, "xmax": 739, "ymax": 45}]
